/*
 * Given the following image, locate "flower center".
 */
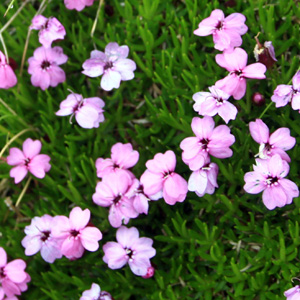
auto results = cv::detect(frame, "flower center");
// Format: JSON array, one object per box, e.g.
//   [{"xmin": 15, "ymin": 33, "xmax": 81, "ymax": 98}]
[
  {"xmin": 199, "ymin": 138, "xmax": 210, "ymax": 151},
  {"xmin": 215, "ymin": 20, "xmax": 223, "ymax": 30},
  {"xmin": 70, "ymin": 230, "xmax": 80, "ymax": 238},
  {"xmin": 265, "ymin": 176, "xmax": 279, "ymax": 186},
  {"xmin": 104, "ymin": 61, "xmax": 113, "ymax": 71},
  {"xmin": 113, "ymin": 194, "xmax": 122, "ymax": 205},
  {"xmin": 41, "ymin": 230, "xmax": 51, "ymax": 242},
  {"xmin": 41, "ymin": 60, "xmax": 51, "ymax": 70},
  {"xmin": 234, "ymin": 70, "xmax": 243, "ymax": 76},
  {"xmin": 125, "ymin": 248, "xmax": 136, "ymax": 261},
  {"xmin": 24, "ymin": 157, "xmax": 31, "ymax": 166},
  {"xmin": 0, "ymin": 267, "xmax": 5, "ymax": 279}
]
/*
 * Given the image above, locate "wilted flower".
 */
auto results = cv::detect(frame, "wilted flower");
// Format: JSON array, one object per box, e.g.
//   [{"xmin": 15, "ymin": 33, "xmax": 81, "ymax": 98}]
[
  {"xmin": 56, "ymin": 92, "xmax": 105, "ymax": 129},
  {"xmin": 215, "ymin": 47, "xmax": 267, "ymax": 100},
  {"xmin": 6, "ymin": 138, "xmax": 51, "ymax": 184},
  {"xmin": 193, "ymin": 9, "xmax": 248, "ymax": 51},
  {"xmin": 64, "ymin": 0, "xmax": 95, "ymax": 11},
  {"xmin": 249, "ymin": 119, "xmax": 296, "ymax": 162},
  {"xmin": 80, "ymin": 283, "xmax": 113, "ymax": 300},
  {"xmin": 244, "ymin": 154, "xmax": 299, "ymax": 210},
  {"xmin": 0, "ymin": 50, "xmax": 17, "ymax": 89},
  {"xmin": 30, "ymin": 15, "xmax": 66, "ymax": 48},
  {"xmin": 28, "ymin": 46, "xmax": 68, "ymax": 90},
  {"xmin": 140, "ymin": 150, "xmax": 188, "ymax": 205},
  {"xmin": 103, "ymin": 226, "xmax": 156, "ymax": 276},
  {"xmin": 254, "ymin": 35, "xmax": 277, "ymax": 69},
  {"xmin": 82, "ymin": 42, "xmax": 136, "ymax": 91}
]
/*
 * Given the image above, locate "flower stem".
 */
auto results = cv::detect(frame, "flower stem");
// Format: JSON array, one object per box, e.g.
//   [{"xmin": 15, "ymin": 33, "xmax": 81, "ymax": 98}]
[
  {"xmin": 15, "ymin": 176, "xmax": 32, "ymax": 207},
  {"xmin": 91, "ymin": 0, "xmax": 104, "ymax": 38},
  {"xmin": 258, "ymin": 101, "xmax": 273, "ymax": 119},
  {"xmin": 0, "ymin": 128, "xmax": 35, "ymax": 159},
  {"xmin": 0, "ymin": 33, "xmax": 9, "ymax": 63}
]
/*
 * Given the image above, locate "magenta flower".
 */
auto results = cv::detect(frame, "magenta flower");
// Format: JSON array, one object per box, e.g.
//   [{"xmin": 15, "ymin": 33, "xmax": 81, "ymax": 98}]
[
  {"xmin": 30, "ymin": 15, "xmax": 66, "ymax": 48},
  {"xmin": 82, "ymin": 42, "xmax": 136, "ymax": 91},
  {"xmin": 80, "ymin": 283, "xmax": 112, "ymax": 300},
  {"xmin": 249, "ymin": 119, "xmax": 296, "ymax": 162},
  {"xmin": 6, "ymin": 138, "xmax": 51, "ymax": 184},
  {"xmin": 180, "ymin": 116, "xmax": 235, "ymax": 171},
  {"xmin": 193, "ymin": 9, "xmax": 248, "ymax": 51},
  {"xmin": 244, "ymin": 154, "xmax": 299, "ymax": 210},
  {"xmin": 56, "ymin": 93, "xmax": 105, "ymax": 129},
  {"xmin": 284, "ymin": 285, "xmax": 300, "ymax": 300},
  {"xmin": 271, "ymin": 71, "xmax": 300, "ymax": 109},
  {"xmin": 0, "ymin": 51, "xmax": 17, "ymax": 89},
  {"xmin": 188, "ymin": 158, "xmax": 219, "ymax": 197},
  {"xmin": 0, "ymin": 247, "xmax": 30, "ymax": 299},
  {"xmin": 28, "ymin": 46, "xmax": 68, "ymax": 90},
  {"xmin": 95, "ymin": 142, "xmax": 139, "ymax": 179},
  {"xmin": 215, "ymin": 47, "xmax": 267, "ymax": 100},
  {"xmin": 193, "ymin": 86, "xmax": 237, "ymax": 123},
  {"xmin": 64, "ymin": 0, "xmax": 95, "ymax": 11},
  {"xmin": 140, "ymin": 150, "xmax": 188, "ymax": 205},
  {"xmin": 103, "ymin": 226, "xmax": 156, "ymax": 276},
  {"xmin": 52, "ymin": 207, "xmax": 102, "ymax": 260},
  {"xmin": 21, "ymin": 214, "xmax": 63, "ymax": 263},
  {"xmin": 92, "ymin": 172, "xmax": 138, "ymax": 228}
]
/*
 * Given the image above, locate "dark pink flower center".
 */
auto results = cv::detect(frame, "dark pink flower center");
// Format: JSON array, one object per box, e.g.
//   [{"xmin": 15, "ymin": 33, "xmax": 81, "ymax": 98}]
[
  {"xmin": 41, "ymin": 60, "xmax": 51, "ymax": 70},
  {"xmin": 215, "ymin": 21, "xmax": 223, "ymax": 30},
  {"xmin": 266, "ymin": 176, "xmax": 279, "ymax": 186},
  {"xmin": 0, "ymin": 267, "xmax": 5, "ymax": 279},
  {"xmin": 234, "ymin": 70, "xmax": 243, "ymax": 76},
  {"xmin": 199, "ymin": 138, "xmax": 210, "ymax": 151},
  {"xmin": 113, "ymin": 195, "xmax": 122, "ymax": 205},
  {"xmin": 41, "ymin": 230, "xmax": 51, "ymax": 242},
  {"xmin": 24, "ymin": 157, "xmax": 31, "ymax": 166},
  {"xmin": 125, "ymin": 248, "xmax": 135, "ymax": 259},
  {"xmin": 104, "ymin": 61, "xmax": 113, "ymax": 70},
  {"xmin": 70, "ymin": 230, "xmax": 80, "ymax": 237}
]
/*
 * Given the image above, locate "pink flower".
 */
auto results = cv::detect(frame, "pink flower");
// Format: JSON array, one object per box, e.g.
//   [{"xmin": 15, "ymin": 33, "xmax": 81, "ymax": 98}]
[
  {"xmin": 95, "ymin": 142, "xmax": 139, "ymax": 179},
  {"xmin": 30, "ymin": 15, "xmax": 66, "ymax": 48},
  {"xmin": 55, "ymin": 93, "xmax": 105, "ymax": 129},
  {"xmin": 243, "ymin": 154, "xmax": 299, "ymax": 210},
  {"xmin": 193, "ymin": 86, "xmax": 237, "ymax": 123},
  {"xmin": 188, "ymin": 158, "xmax": 219, "ymax": 197},
  {"xmin": 82, "ymin": 42, "xmax": 136, "ymax": 91},
  {"xmin": 52, "ymin": 207, "xmax": 103, "ymax": 259},
  {"xmin": 215, "ymin": 47, "xmax": 267, "ymax": 100},
  {"xmin": 92, "ymin": 172, "xmax": 138, "ymax": 228},
  {"xmin": 180, "ymin": 116, "xmax": 235, "ymax": 171},
  {"xmin": 103, "ymin": 226, "xmax": 156, "ymax": 276},
  {"xmin": 140, "ymin": 150, "xmax": 188, "ymax": 205},
  {"xmin": 28, "ymin": 46, "xmax": 68, "ymax": 90},
  {"xmin": 21, "ymin": 214, "xmax": 63, "ymax": 263},
  {"xmin": 249, "ymin": 119, "xmax": 296, "ymax": 162},
  {"xmin": 284, "ymin": 285, "xmax": 300, "ymax": 299},
  {"xmin": 64, "ymin": 0, "xmax": 95, "ymax": 11},
  {"xmin": 80, "ymin": 283, "xmax": 112, "ymax": 300},
  {"xmin": 6, "ymin": 138, "xmax": 51, "ymax": 184},
  {"xmin": 0, "ymin": 51, "xmax": 17, "ymax": 89},
  {"xmin": 271, "ymin": 71, "xmax": 300, "ymax": 109},
  {"xmin": 193, "ymin": 9, "xmax": 248, "ymax": 51},
  {"xmin": 0, "ymin": 247, "xmax": 30, "ymax": 299}
]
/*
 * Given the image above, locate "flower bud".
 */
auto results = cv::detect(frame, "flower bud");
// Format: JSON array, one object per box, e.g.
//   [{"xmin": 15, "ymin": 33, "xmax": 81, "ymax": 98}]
[
  {"xmin": 254, "ymin": 35, "xmax": 277, "ymax": 69},
  {"xmin": 252, "ymin": 92, "xmax": 265, "ymax": 106},
  {"xmin": 142, "ymin": 266, "xmax": 155, "ymax": 279}
]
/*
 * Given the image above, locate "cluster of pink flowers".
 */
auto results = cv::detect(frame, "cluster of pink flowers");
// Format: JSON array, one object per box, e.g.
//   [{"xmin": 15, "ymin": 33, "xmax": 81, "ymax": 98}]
[
  {"xmin": 22, "ymin": 207, "xmax": 102, "ymax": 262},
  {"xmin": 93, "ymin": 143, "xmax": 188, "ymax": 227},
  {"xmin": 0, "ymin": 248, "xmax": 30, "ymax": 299},
  {"xmin": 244, "ymin": 119, "xmax": 299, "ymax": 209}
]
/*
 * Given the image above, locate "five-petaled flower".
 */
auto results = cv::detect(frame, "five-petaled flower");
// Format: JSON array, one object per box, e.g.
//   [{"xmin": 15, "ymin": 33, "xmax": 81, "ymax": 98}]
[
  {"xmin": 6, "ymin": 138, "xmax": 51, "ymax": 184},
  {"xmin": 82, "ymin": 42, "xmax": 136, "ymax": 91}
]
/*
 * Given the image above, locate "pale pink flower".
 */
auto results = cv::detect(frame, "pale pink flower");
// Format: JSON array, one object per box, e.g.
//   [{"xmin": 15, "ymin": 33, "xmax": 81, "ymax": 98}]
[
  {"xmin": 103, "ymin": 226, "xmax": 156, "ymax": 276},
  {"xmin": 82, "ymin": 42, "xmax": 136, "ymax": 91},
  {"xmin": 249, "ymin": 119, "xmax": 296, "ymax": 162},
  {"xmin": 6, "ymin": 138, "xmax": 51, "ymax": 184},
  {"xmin": 215, "ymin": 47, "xmax": 267, "ymax": 100},
  {"xmin": 140, "ymin": 150, "xmax": 188, "ymax": 205},
  {"xmin": 56, "ymin": 93, "xmax": 105, "ymax": 129},
  {"xmin": 193, "ymin": 86, "xmax": 237, "ymax": 123},
  {"xmin": 180, "ymin": 116, "xmax": 235, "ymax": 171},
  {"xmin": 244, "ymin": 154, "xmax": 299, "ymax": 210},
  {"xmin": 271, "ymin": 71, "xmax": 300, "ymax": 109},
  {"xmin": 28, "ymin": 46, "xmax": 68, "ymax": 90},
  {"xmin": 193, "ymin": 9, "xmax": 248, "ymax": 51},
  {"xmin": 21, "ymin": 214, "xmax": 63, "ymax": 263},
  {"xmin": 52, "ymin": 207, "xmax": 102, "ymax": 260},
  {"xmin": 92, "ymin": 172, "xmax": 138, "ymax": 228},
  {"xmin": 64, "ymin": 0, "xmax": 95, "ymax": 11},
  {"xmin": 0, "ymin": 51, "xmax": 17, "ymax": 89},
  {"xmin": 188, "ymin": 158, "xmax": 219, "ymax": 197},
  {"xmin": 0, "ymin": 247, "xmax": 30, "ymax": 299},
  {"xmin": 284, "ymin": 285, "xmax": 300, "ymax": 300},
  {"xmin": 95, "ymin": 142, "xmax": 139, "ymax": 179},
  {"xmin": 30, "ymin": 15, "xmax": 66, "ymax": 48},
  {"xmin": 80, "ymin": 283, "xmax": 112, "ymax": 300}
]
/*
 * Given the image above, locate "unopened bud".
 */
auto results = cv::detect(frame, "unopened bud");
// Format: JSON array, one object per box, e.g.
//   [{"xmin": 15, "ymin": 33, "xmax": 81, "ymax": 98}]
[
  {"xmin": 252, "ymin": 92, "xmax": 265, "ymax": 106},
  {"xmin": 142, "ymin": 266, "xmax": 155, "ymax": 279}
]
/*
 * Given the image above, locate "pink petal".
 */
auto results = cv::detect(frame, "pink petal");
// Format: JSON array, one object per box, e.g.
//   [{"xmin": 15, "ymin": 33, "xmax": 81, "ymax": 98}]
[
  {"xmin": 224, "ymin": 13, "xmax": 248, "ymax": 34},
  {"xmin": 280, "ymin": 179, "xmax": 299, "ymax": 204},
  {"xmin": 22, "ymin": 138, "xmax": 41, "ymax": 159},
  {"xmin": 140, "ymin": 170, "xmax": 163, "ymax": 197},
  {"xmin": 292, "ymin": 71, "xmax": 300, "ymax": 90},
  {"xmin": 61, "ymin": 238, "xmax": 84, "ymax": 259},
  {"xmin": 215, "ymin": 75, "xmax": 240, "ymax": 99},
  {"xmin": 6, "ymin": 148, "xmax": 25, "ymax": 166},
  {"xmin": 128, "ymin": 257, "xmax": 150, "ymax": 276},
  {"xmin": 269, "ymin": 128, "xmax": 296, "ymax": 150},
  {"xmin": 145, "ymin": 150, "xmax": 176, "ymax": 174},
  {"xmin": 108, "ymin": 205, "xmax": 125, "ymax": 228},
  {"xmin": 75, "ymin": 105, "xmax": 99, "ymax": 129},
  {"xmin": 116, "ymin": 226, "xmax": 139, "ymax": 248},
  {"xmin": 262, "ymin": 186, "xmax": 287, "ymax": 210},
  {"xmin": 191, "ymin": 116, "xmax": 215, "ymax": 139},
  {"xmin": 217, "ymin": 101, "xmax": 238, "ymax": 123},
  {"xmin": 69, "ymin": 207, "xmax": 90, "ymax": 230},
  {"xmin": 231, "ymin": 77, "xmax": 247, "ymax": 100},
  {"xmin": 243, "ymin": 171, "xmax": 265, "ymax": 194},
  {"xmin": 28, "ymin": 154, "xmax": 51, "ymax": 178},
  {"xmin": 101, "ymin": 70, "xmax": 121, "ymax": 91},
  {"xmin": 82, "ymin": 58, "xmax": 104, "ymax": 77},
  {"xmin": 163, "ymin": 173, "xmax": 188, "ymax": 205},
  {"xmin": 111, "ymin": 143, "xmax": 139, "ymax": 169},
  {"xmin": 0, "ymin": 248, "xmax": 7, "ymax": 267},
  {"xmin": 242, "ymin": 63, "xmax": 267, "ymax": 79},
  {"xmin": 188, "ymin": 170, "xmax": 208, "ymax": 195},
  {"xmin": 102, "ymin": 242, "xmax": 127, "ymax": 269},
  {"xmin": 249, "ymin": 119, "xmax": 269, "ymax": 144},
  {"xmin": 10, "ymin": 166, "xmax": 28, "ymax": 184},
  {"xmin": 81, "ymin": 227, "xmax": 102, "ymax": 251},
  {"xmin": 213, "ymin": 31, "xmax": 231, "ymax": 51},
  {"xmin": 113, "ymin": 59, "xmax": 136, "ymax": 80},
  {"xmin": 22, "ymin": 236, "xmax": 42, "ymax": 256},
  {"xmin": 5, "ymin": 260, "xmax": 26, "ymax": 283}
]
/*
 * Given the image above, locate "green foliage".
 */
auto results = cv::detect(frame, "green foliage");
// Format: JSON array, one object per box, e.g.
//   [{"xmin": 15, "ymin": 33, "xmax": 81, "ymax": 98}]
[{"xmin": 1, "ymin": 0, "xmax": 300, "ymax": 299}]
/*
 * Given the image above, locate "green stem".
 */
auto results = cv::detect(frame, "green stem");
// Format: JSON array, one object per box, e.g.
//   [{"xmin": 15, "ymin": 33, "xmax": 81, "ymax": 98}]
[
  {"xmin": 258, "ymin": 101, "xmax": 273, "ymax": 119},
  {"xmin": 15, "ymin": 176, "xmax": 32, "ymax": 207},
  {"xmin": 0, "ymin": 33, "xmax": 9, "ymax": 63},
  {"xmin": 91, "ymin": 0, "xmax": 104, "ymax": 37}
]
